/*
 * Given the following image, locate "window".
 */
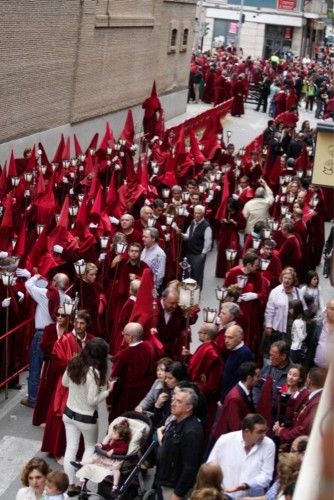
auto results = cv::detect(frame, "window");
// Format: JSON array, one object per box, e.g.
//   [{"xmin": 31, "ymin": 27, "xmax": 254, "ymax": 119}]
[
  {"xmin": 171, "ymin": 28, "xmax": 177, "ymax": 47},
  {"xmin": 182, "ymin": 28, "xmax": 189, "ymax": 46}
]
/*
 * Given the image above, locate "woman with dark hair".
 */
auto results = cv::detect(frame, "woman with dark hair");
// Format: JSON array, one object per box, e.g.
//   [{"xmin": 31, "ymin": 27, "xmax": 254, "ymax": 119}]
[
  {"xmin": 153, "ymin": 361, "xmax": 189, "ymax": 427},
  {"xmin": 62, "ymin": 338, "xmax": 114, "ymax": 496},
  {"xmin": 300, "ymin": 270, "xmax": 324, "ymax": 316},
  {"xmin": 275, "ymin": 364, "xmax": 308, "ymax": 429},
  {"xmin": 16, "ymin": 457, "xmax": 50, "ymax": 500}
]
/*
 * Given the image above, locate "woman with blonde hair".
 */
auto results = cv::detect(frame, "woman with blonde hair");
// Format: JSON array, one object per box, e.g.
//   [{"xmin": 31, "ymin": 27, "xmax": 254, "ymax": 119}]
[
  {"xmin": 264, "ymin": 267, "xmax": 305, "ymax": 357},
  {"xmin": 191, "ymin": 463, "xmax": 233, "ymax": 500},
  {"xmin": 240, "ymin": 452, "xmax": 301, "ymax": 500}
]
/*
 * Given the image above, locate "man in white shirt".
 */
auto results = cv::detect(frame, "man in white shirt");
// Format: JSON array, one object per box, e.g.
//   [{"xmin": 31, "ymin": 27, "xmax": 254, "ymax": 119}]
[
  {"xmin": 208, "ymin": 413, "xmax": 275, "ymax": 498},
  {"xmin": 141, "ymin": 227, "xmax": 166, "ymax": 291},
  {"xmin": 242, "ymin": 179, "xmax": 274, "ymax": 235},
  {"xmin": 17, "ymin": 269, "xmax": 70, "ymax": 408},
  {"xmin": 178, "ymin": 205, "xmax": 212, "ymax": 289}
]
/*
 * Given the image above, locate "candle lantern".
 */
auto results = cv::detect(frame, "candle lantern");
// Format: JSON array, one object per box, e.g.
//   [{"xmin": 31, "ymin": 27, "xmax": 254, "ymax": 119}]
[
  {"xmin": 11, "ymin": 177, "xmax": 20, "ymax": 187},
  {"xmin": 260, "ymin": 259, "xmax": 270, "ymax": 271},
  {"xmin": 69, "ymin": 205, "xmax": 78, "ymax": 217},
  {"xmin": 252, "ymin": 239, "xmax": 261, "ymax": 250},
  {"xmin": 225, "ymin": 248, "xmax": 237, "ymax": 261},
  {"xmin": 178, "ymin": 278, "xmax": 200, "ymax": 310},
  {"xmin": 147, "ymin": 217, "xmax": 156, "ymax": 227},
  {"xmin": 99, "ymin": 236, "xmax": 109, "ymax": 249},
  {"xmin": 166, "ymin": 214, "xmax": 174, "ymax": 226},
  {"xmin": 237, "ymin": 274, "xmax": 248, "ymax": 289},
  {"xmin": 203, "ymin": 307, "xmax": 218, "ymax": 323},
  {"xmin": 162, "ymin": 188, "xmax": 170, "ymax": 199},
  {"xmin": 115, "ymin": 242, "xmax": 128, "ymax": 255},
  {"xmin": 74, "ymin": 259, "xmax": 87, "ymax": 277},
  {"xmin": 263, "ymin": 229, "xmax": 271, "ymax": 239},
  {"xmin": 182, "ymin": 192, "xmax": 190, "ymax": 202},
  {"xmin": 37, "ymin": 224, "xmax": 44, "ymax": 235}
]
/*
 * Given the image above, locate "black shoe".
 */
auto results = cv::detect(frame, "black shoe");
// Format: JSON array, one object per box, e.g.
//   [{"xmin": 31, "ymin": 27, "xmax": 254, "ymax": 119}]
[
  {"xmin": 67, "ymin": 486, "xmax": 81, "ymax": 497},
  {"xmin": 70, "ymin": 461, "xmax": 82, "ymax": 470}
]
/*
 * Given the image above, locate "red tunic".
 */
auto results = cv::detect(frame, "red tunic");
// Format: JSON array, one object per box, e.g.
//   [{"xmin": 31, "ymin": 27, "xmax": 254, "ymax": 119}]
[
  {"xmin": 215, "ymin": 213, "xmax": 245, "ymax": 278},
  {"xmin": 212, "ymin": 384, "xmax": 254, "ymax": 440},
  {"xmin": 262, "ymin": 253, "xmax": 282, "ymax": 290},
  {"xmin": 156, "ymin": 301, "xmax": 187, "ymax": 359},
  {"xmin": 279, "ymin": 391, "xmax": 322, "ymax": 444},
  {"xmin": 71, "ymin": 279, "xmax": 106, "ymax": 338},
  {"xmin": 278, "ymin": 235, "xmax": 302, "ymax": 277},
  {"xmin": 225, "ymin": 266, "xmax": 265, "ymax": 353},
  {"xmin": 41, "ymin": 331, "xmax": 94, "ymax": 457},
  {"xmin": 108, "ymin": 341, "xmax": 157, "ymax": 421},
  {"xmin": 231, "ymin": 81, "xmax": 245, "ymax": 116}
]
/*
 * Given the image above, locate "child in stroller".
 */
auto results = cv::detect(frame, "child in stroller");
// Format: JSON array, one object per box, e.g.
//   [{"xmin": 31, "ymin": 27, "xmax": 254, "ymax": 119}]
[
  {"xmin": 74, "ymin": 412, "xmax": 155, "ymax": 499},
  {"xmin": 74, "ymin": 419, "xmax": 132, "ymax": 491}
]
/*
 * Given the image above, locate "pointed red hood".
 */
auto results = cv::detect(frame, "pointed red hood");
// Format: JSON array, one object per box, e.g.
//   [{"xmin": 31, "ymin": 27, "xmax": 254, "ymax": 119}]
[
  {"xmin": 53, "ymin": 134, "xmax": 65, "ymax": 164},
  {"xmin": 74, "ymin": 134, "xmax": 83, "ymax": 157},
  {"xmin": 119, "ymin": 110, "xmax": 135, "ymax": 147},
  {"xmin": 99, "ymin": 122, "xmax": 116, "ymax": 150}
]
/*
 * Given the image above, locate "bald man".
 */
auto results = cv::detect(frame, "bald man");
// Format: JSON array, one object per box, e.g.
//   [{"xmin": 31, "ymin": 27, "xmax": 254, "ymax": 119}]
[
  {"xmin": 220, "ymin": 325, "xmax": 253, "ymax": 402},
  {"xmin": 185, "ymin": 323, "xmax": 224, "ymax": 429},
  {"xmin": 107, "ymin": 322, "xmax": 157, "ymax": 421}
]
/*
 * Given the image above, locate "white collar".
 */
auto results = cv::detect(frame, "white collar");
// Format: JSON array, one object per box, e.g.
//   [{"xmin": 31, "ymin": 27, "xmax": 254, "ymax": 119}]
[
  {"xmin": 129, "ymin": 341, "xmax": 143, "ymax": 347},
  {"xmin": 308, "ymin": 388, "xmax": 322, "ymax": 400},
  {"xmin": 72, "ymin": 329, "xmax": 87, "ymax": 343},
  {"xmin": 232, "ymin": 341, "xmax": 244, "ymax": 351},
  {"xmin": 238, "ymin": 381, "xmax": 250, "ymax": 396}
]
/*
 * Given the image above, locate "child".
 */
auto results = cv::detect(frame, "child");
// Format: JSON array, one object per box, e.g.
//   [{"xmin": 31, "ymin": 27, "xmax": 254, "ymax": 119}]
[
  {"xmin": 75, "ymin": 419, "xmax": 131, "ymax": 491},
  {"xmin": 300, "ymin": 270, "xmax": 324, "ymax": 316},
  {"xmin": 290, "ymin": 300, "xmax": 307, "ymax": 363},
  {"xmin": 44, "ymin": 471, "xmax": 69, "ymax": 499}
]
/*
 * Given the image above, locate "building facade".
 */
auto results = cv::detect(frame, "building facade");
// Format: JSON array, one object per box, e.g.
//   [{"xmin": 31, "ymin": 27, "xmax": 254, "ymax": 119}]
[
  {"xmin": 0, "ymin": 0, "xmax": 196, "ymax": 158},
  {"xmin": 200, "ymin": 0, "xmax": 328, "ymax": 58}
]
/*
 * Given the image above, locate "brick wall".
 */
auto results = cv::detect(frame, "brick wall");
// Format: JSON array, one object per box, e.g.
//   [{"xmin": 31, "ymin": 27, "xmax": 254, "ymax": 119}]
[{"xmin": 0, "ymin": 0, "xmax": 196, "ymax": 144}]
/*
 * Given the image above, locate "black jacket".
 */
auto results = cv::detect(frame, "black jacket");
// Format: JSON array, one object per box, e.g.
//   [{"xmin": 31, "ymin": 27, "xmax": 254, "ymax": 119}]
[{"xmin": 156, "ymin": 414, "xmax": 203, "ymax": 496}]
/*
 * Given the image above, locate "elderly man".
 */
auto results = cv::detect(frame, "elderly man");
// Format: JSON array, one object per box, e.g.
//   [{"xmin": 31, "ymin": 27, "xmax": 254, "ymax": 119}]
[
  {"xmin": 156, "ymin": 387, "xmax": 203, "ymax": 500},
  {"xmin": 179, "ymin": 204, "xmax": 212, "ymax": 289},
  {"xmin": 242, "ymin": 178, "xmax": 274, "ymax": 235},
  {"xmin": 108, "ymin": 322, "xmax": 157, "ymax": 421},
  {"xmin": 208, "ymin": 414, "xmax": 275, "ymax": 499},
  {"xmin": 220, "ymin": 325, "xmax": 253, "ymax": 402},
  {"xmin": 185, "ymin": 323, "xmax": 224, "ymax": 428},
  {"xmin": 216, "ymin": 302, "xmax": 241, "ymax": 352},
  {"xmin": 156, "ymin": 287, "xmax": 187, "ymax": 359},
  {"xmin": 17, "ymin": 270, "xmax": 70, "ymax": 408},
  {"xmin": 118, "ymin": 213, "xmax": 143, "ymax": 245},
  {"xmin": 141, "ymin": 227, "xmax": 166, "ymax": 290}
]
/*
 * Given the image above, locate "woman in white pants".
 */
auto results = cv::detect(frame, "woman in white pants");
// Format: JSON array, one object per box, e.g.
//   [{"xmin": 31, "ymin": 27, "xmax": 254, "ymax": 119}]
[{"xmin": 62, "ymin": 338, "xmax": 114, "ymax": 496}]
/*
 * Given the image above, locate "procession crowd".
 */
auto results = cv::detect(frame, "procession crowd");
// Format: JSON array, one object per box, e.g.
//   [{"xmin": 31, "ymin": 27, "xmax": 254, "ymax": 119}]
[{"xmin": 0, "ymin": 47, "xmax": 333, "ymax": 499}]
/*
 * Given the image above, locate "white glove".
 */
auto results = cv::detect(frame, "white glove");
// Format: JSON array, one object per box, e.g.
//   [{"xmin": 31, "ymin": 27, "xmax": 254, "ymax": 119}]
[
  {"xmin": 161, "ymin": 225, "xmax": 167, "ymax": 232},
  {"xmin": 99, "ymin": 252, "xmax": 106, "ymax": 261},
  {"xmin": 17, "ymin": 291, "xmax": 24, "ymax": 302},
  {"xmin": 0, "ymin": 251, "xmax": 8, "ymax": 259},
  {"xmin": 183, "ymin": 209, "xmax": 190, "ymax": 217},
  {"xmin": 79, "ymin": 165, "xmax": 84, "ymax": 172},
  {"xmin": 164, "ymin": 234, "xmax": 171, "ymax": 242},
  {"xmin": 114, "ymin": 163, "xmax": 121, "ymax": 170},
  {"xmin": 69, "ymin": 172, "xmax": 75, "ymax": 179},
  {"xmin": 240, "ymin": 292, "xmax": 258, "ymax": 302},
  {"xmin": 109, "ymin": 216, "xmax": 119, "ymax": 225},
  {"xmin": 2, "ymin": 297, "xmax": 11, "ymax": 308},
  {"xmin": 69, "ymin": 188, "xmax": 74, "ymax": 195},
  {"xmin": 62, "ymin": 176, "xmax": 69, "ymax": 184},
  {"xmin": 16, "ymin": 268, "xmax": 31, "ymax": 279},
  {"xmin": 206, "ymin": 195, "xmax": 213, "ymax": 203},
  {"xmin": 53, "ymin": 245, "xmax": 64, "ymax": 254},
  {"xmin": 232, "ymin": 193, "xmax": 239, "ymax": 200},
  {"xmin": 144, "ymin": 199, "xmax": 151, "ymax": 206},
  {"xmin": 215, "ymin": 185, "xmax": 221, "ymax": 191},
  {"xmin": 171, "ymin": 222, "xmax": 178, "ymax": 230}
]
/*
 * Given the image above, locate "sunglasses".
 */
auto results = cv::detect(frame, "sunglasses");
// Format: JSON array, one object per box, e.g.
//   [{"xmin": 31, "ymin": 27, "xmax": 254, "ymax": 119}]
[{"xmin": 56, "ymin": 313, "xmax": 67, "ymax": 318}]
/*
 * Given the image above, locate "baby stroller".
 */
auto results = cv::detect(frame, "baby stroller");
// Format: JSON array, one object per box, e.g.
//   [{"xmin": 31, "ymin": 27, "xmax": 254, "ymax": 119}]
[{"xmin": 76, "ymin": 411, "xmax": 156, "ymax": 500}]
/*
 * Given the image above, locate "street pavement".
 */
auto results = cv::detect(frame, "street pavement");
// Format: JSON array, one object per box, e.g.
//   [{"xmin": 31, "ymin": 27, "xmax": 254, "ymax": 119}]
[{"xmin": 0, "ymin": 101, "xmax": 332, "ymax": 498}]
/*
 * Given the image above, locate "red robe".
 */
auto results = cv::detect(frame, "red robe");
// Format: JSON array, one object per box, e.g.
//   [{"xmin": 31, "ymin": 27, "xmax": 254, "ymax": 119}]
[
  {"xmin": 212, "ymin": 384, "xmax": 254, "ymax": 440},
  {"xmin": 262, "ymin": 253, "xmax": 282, "ymax": 290},
  {"xmin": 108, "ymin": 341, "xmax": 157, "ymax": 421},
  {"xmin": 279, "ymin": 391, "xmax": 322, "ymax": 444},
  {"xmin": 278, "ymin": 235, "xmax": 302, "ymax": 278},
  {"xmin": 110, "ymin": 296, "xmax": 136, "ymax": 354},
  {"xmin": 215, "ymin": 213, "xmax": 245, "ymax": 278},
  {"xmin": 188, "ymin": 341, "xmax": 224, "ymax": 429},
  {"xmin": 231, "ymin": 81, "xmax": 245, "ymax": 116},
  {"xmin": 156, "ymin": 302, "xmax": 187, "ymax": 359},
  {"xmin": 41, "ymin": 331, "xmax": 94, "ymax": 457},
  {"xmin": 71, "ymin": 279, "xmax": 106, "ymax": 338},
  {"xmin": 225, "ymin": 266, "xmax": 265, "ymax": 353}
]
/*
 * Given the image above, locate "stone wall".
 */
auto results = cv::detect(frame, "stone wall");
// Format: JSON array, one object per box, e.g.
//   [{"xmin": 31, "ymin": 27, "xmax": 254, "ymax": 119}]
[{"xmin": 0, "ymin": 0, "xmax": 196, "ymax": 146}]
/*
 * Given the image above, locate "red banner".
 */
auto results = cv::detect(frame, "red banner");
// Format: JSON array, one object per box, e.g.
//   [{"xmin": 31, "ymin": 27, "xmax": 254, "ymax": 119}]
[{"xmin": 277, "ymin": 0, "xmax": 296, "ymax": 10}]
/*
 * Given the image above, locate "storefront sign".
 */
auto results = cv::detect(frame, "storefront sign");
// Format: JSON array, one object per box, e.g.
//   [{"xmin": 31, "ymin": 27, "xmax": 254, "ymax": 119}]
[
  {"xmin": 312, "ymin": 124, "xmax": 334, "ymax": 188},
  {"xmin": 283, "ymin": 27, "xmax": 293, "ymax": 39},
  {"xmin": 277, "ymin": 0, "xmax": 296, "ymax": 10}
]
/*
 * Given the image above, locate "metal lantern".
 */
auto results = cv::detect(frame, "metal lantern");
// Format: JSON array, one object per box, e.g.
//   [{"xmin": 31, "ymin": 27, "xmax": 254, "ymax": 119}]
[
  {"xmin": 296, "ymin": 169, "xmax": 303, "ymax": 179},
  {"xmin": 182, "ymin": 192, "xmax": 190, "ymax": 202},
  {"xmin": 310, "ymin": 196, "xmax": 319, "ymax": 208},
  {"xmin": 281, "ymin": 186, "xmax": 287, "ymax": 194},
  {"xmin": 151, "ymin": 162, "xmax": 159, "ymax": 175},
  {"xmin": 225, "ymin": 248, "xmax": 237, "ymax": 261},
  {"xmin": 1, "ymin": 272, "xmax": 15, "ymax": 287},
  {"xmin": 69, "ymin": 205, "xmax": 78, "ymax": 217},
  {"xmin": 260, "ymin": 259, "xmax": 270, "ymax": 271},
  {"xmin": 306, "ymin": 168, "xmax": 312, "ymax": 177},
  {"xmin": 55, "ymin": 214, "xmax": 60, "ymax": 223},
  {"xmin": 40, "ymin": 165, "xmax": 47, "ymax": 175},
  {"xmin": 198, "ymin": 184, "xmax": 205, "ymax": 193},
  {"xmin": 37, "ymin": 224, "xmax": 44, "ymax": 235},
  {"xmin": 147, "ymin": 216, "xmax": 156, "ymax": 227},
  {"xmin": 176, "ymin": 206, "xmax": 186, "ymax": 217},
  {"xmin": 215, "ymin": 171, "xmax": 222, "ymax": 181},
  {"xmin": 209, "ymin": 173, "xmax": 216, "ymax": 182},
  {"xmin": 263, "ymin": 229, "xmax": 271, "ymax": 239},
  {"xmin": 279, "ymin": 176, "xmax": 285, "ymax": 186},
  {"xmin": 272, "ymin": 220, "xmax": 279, "ymax": 230},
  {"xmin": 237, "ymin": 274, "xmax": 248, "ymax": 289},
  {"xmin": 71, "ymin": 158, "xmax": 78, "ymax": 167},
  {"xmin": 24, "ymin": 172, "xmax": 33, "ymax": 183},
  {"xmin": 63, "ymin": 297, "xmax": 76, "ymax": 317},
  {"xmin": 252, "ymin": 239, "xmax": 261, "ymax": 250},
  {"xmin": 11, "ymin": 177, "xmax": 20, "ymax": 187},
  {"xmin": 107, "ymin": 147, "xmax": 112, "ymax": 155},
  {"xmin": 99, "ymin": 236, "xmax": 109, "ymax": 249},
  {"xmin": 166, "ymin": 214, "xmax": 174, "ymax": 226},
  {"xmin": 221, "ymin": 165, "xmax": 230, "ymax": 174},
  {"xmin": 215, "ymin": 285, "xmax": 228, "ymax": 302},
  {"xmin": 79, "ymin": 154, "xmax": 86, "ymax": 162},
  {"xmin": 178, "ymin": 278, "xmax": 200, "ymax": 310},
  {"xmin": 179, "ymin": 257, "xmax": 191, "ymax": 280},
  {"xmin": 162, "ymin": 188, "xmax": 170, "ymax": 199},
  {"xmin": 287, "ymin": 194, "xmax": 295, "ymax": 204},
  {"xmin": 115, "ymin": 241, "xmax": 128, "ymax": 255},
  {"xmin": 74, "ymin": 259, "xmax": 87, "ymax": 277},
  {"xmin": 203, "ymin": 307, "xmax": 218, "ymax": 323},
  {"xmin": 281, "ymin": 206, "xmax": 288, "ymax": 215},
  {"xmin": 285, "ymin": 175, "xmax": 292, "ymax": 183}
]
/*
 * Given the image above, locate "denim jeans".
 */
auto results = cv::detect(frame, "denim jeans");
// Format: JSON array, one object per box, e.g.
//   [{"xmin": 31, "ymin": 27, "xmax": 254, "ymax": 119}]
[{"xmin": 27, "ymin": 329, "xmax": 44, "ymax": 405}]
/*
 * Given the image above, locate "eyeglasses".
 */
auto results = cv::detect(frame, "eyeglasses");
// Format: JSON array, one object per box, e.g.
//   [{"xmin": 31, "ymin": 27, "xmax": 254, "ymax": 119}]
[{"xmin": 56, "ymin": 313, "xmax": 67, "ymax": 318}]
